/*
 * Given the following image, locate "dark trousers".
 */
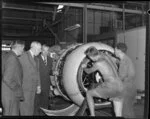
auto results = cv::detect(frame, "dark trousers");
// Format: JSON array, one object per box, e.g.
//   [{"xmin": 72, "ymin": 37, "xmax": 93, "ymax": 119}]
[{"xmin": 34, "ymin": 91, "xmax": 49, "ymax": 116}]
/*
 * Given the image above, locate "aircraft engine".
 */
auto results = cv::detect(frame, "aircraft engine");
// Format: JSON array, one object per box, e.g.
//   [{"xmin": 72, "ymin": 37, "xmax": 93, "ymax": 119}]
[{"xmin": 41, "ymin": 42, "xmax": 119, "ymax": 116}]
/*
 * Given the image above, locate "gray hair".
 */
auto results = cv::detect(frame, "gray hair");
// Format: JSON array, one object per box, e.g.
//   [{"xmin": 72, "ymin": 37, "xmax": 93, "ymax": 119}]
[{"xmin": 30, "ymin": 41, "xmax": 41, "ymax": 49}]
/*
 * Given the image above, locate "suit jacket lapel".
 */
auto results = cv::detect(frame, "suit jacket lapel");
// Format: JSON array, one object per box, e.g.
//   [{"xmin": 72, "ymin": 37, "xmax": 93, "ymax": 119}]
[
  {"xmin": 39, "ymin": 55, "xmax": 44, "ymax": 65},
  {"xmin": 10, "ymin": 51, "xmax": 17, "ymax": 57},
  {"xmin": 47, "ymin": 56, "xmax": 51, "ymax": 67},
  {"xmin": 10, "ymin": 51, "xmax": 22, "ymax": 68},
  {"xmin": 40, "ymin": 55, "xmax": 48, "ymax": 66},
  {"xmin": 27, "ymin": 51, "xmax": 37, "ymax": 69}
]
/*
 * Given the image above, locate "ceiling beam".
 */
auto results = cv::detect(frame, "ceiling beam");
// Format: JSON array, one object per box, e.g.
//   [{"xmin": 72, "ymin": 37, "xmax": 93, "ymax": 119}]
[
  {"xmin": 2, "ymin": 36, "xmax": 54, "ymax": 41},
  {"xmin": 2, "ymin": 22, "xmax": 33, "ymax": 28},
  {"xmin": 39, "ymin": 3, "xmax": 84, "ymax": 8},
  {"xmin": 126, "ymin": 1, "xmax": 146, "ymax": 5},
  {"xmin": 2, "ymin": 16, "xmax": 43, "ymax": 22},
  {"xmin": 2, "ymin": 2, "xmax": 55, "ymax": 13},
  {"xmin": 2, "ymin": 23, "xmax": 33, "ymax": 28},
  {"xmin": 2, "ymin": 32, "xmax": 31, "ymax": 36},
  {"xmin": 39, "ymin": 2, "xmax": 146, "ymax": 14}
]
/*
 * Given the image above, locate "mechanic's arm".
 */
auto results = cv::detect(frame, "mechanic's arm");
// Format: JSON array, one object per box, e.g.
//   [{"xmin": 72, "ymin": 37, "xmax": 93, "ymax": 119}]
[
  {"xmin": 118, "ymin": 60, "xmax": 128, "ymax": 81},
  {"xmin": 82, "ymin": 63, "xmax": 98, "ymax": 74}
]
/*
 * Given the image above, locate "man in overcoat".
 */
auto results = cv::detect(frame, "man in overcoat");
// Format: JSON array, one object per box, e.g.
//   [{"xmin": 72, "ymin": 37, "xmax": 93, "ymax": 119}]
[
  {"xmin": 19, "ymin": 41, "xmax": 42, "ymax": 115},
  {"xmin": 34, "ymin": 44, "xmax": 53, "ymax": 115},
  {"xmin": 1, "ymin": 40, "xmax": 25, "ymax": 115}
]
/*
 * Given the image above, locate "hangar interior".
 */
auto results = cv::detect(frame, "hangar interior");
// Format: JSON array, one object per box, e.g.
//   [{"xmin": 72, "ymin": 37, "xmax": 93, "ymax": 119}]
[{"xmin": 1, "ymin": 1, "xmax": 149, "ymax": 117}]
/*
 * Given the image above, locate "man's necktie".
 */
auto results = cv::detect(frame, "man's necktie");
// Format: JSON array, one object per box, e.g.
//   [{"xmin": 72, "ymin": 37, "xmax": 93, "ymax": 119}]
[{"xmin": 44, "ymin": 57, "xmax": 47, "ymax": 65}]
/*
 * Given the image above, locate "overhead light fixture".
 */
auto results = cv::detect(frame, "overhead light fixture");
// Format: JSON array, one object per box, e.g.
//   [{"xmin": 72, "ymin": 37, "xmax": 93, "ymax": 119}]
[
  {"xmin": 57, "ymin": 9, "xmax": 62, "ymax": 13},
  {"xmin": 64, "ymin": 24, "xmax": 81, "ymax": 31},
  {"xmin": 57, "ymin": 5, "xmax": 64, "ymax": 10}
]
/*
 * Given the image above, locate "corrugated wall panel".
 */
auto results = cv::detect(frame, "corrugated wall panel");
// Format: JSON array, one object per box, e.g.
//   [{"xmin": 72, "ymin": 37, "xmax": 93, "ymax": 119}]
[
  {"xmin": 87, "ymin": 23, "xmax": 94, "ymax": 34},
  {"xmin": 87, "ymin": 10, "xmax": 93, "ymax": 23},
  {"xmin": 94, "ymin": 23, "xmax": 100, "ymax": 34},
  {"xmin": 94, "ymin": 11, "xmax": 101, "ymax": 24}
]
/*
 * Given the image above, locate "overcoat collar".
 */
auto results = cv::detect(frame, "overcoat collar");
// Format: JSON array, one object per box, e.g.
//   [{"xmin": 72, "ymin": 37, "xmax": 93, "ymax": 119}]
[
  {"xmin": 10, "ymin": 50, "xmax": 18, "ymax": 57},
  {"xmin": 27, "ymin": 51, "xmax": 37, "ymax": 69}
]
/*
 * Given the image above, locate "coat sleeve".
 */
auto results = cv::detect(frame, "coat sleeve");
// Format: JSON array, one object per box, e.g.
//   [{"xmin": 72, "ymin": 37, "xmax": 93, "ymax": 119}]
[
  {"xmin": 37, "ymin": 58, "xmax": 41, "ymax": 88},
  {"xmin": 3, "ymin": 55, "xmax": 21, "ymax": 91}
]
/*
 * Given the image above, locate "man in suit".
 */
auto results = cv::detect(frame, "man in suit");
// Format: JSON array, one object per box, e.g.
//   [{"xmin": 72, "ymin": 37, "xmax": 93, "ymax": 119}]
[
  {"xmin": 1, "ymin": 40, "xmax": 25, "ymax": 115},
  {"xmin": 19, "ymin": 41, "xmax": 42, "ymax": 115},
  {"xmin": 114, "ymin": 43, "xmax": 136, "ymax": 118},
  {"xmin": 34, "ymin": 44, "xmax": 53, "ymax": 116}
]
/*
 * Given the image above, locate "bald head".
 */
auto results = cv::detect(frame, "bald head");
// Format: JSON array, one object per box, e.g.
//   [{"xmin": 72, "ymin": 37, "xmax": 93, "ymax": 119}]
[
  {"xmin": 30, "ymin": 41, "xmax": 42, "ymax": 56},
  {"xmin": 30, "ymin": 41, "xmax": 41, "ymax": 48},
  {"xmin": 116, "ymin": 43, "xmax": 127, "ymax": 53}
]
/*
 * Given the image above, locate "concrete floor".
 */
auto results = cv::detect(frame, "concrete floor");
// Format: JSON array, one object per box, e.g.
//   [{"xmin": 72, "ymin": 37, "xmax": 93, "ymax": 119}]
[
  {"xmin": 0, "ymin": 96, "xmax": 144, "ymax": 117},
  {"xmin": 48, "ymin": 96, "xmax": 145, "ymax": 117},
  {"xmin": 133, "ymin": 98, "xmax": 144, "ymax": 118}
]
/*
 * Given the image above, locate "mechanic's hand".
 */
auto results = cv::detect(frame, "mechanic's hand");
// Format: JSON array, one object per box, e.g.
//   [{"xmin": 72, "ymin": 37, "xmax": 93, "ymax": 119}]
[
  {"xmin": 53, "ymin": 71, "xmax": 59, "ymax": 76},
  {"xmin": 81, "ymin": 64, "xmax": 87, "ymax": 68}
]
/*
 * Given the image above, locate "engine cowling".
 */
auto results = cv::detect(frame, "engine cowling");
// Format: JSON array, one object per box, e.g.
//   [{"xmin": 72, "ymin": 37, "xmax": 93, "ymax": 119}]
[{"xmin": 42, "ymin": 42, "xmax": 118, "ymax": 116}]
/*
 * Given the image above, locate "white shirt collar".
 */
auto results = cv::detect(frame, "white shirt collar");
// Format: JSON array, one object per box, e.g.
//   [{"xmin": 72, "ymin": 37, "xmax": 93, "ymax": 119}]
[
  {"xmin": 41, "ymin": 54, "xmax": 47, "ymax": 61},
  {"xmin": 29, "ymin": 50, "xmax": 34, "ymax": 58},
  {"xmin": 12, "ymin": 49, "xmax": 18, "ymax": 56}
]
